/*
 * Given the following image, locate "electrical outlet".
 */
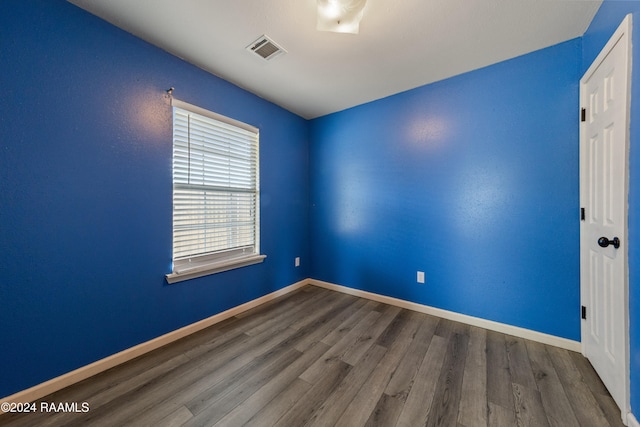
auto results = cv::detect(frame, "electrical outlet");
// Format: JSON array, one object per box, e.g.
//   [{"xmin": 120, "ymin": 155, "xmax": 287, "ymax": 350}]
[
  {"xmin": 417, "ymin": 271, "xmax": 425, "ymax": 283},
  {"xmin": 295, "ymin": 257, "xmax": 300, "ymax": 267}
]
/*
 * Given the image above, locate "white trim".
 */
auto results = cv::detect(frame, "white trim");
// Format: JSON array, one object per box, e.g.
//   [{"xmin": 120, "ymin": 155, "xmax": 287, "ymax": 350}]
[
  {"xmin": 308, "ymin": 279, "xmax": 581, "ymax": 352},
  {"xmin": 628, "ymin": 412, "xmax": 640, "ymax": 427},
  {"xmin": 166, "ymin": 254, "xmax": 266, "ymax": 284},
  {"xmin": 0, "ymin": 280, "xmax": 307, "ymax": 406}
]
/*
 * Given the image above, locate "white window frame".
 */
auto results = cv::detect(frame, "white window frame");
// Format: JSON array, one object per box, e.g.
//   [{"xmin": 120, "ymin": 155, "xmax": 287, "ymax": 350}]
[{"xmin": 166, "ymin": 100, "xmax": 265, "ymax": 284}]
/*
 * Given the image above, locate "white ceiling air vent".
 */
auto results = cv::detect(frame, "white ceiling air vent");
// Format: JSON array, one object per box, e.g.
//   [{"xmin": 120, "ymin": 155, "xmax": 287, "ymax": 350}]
[{"xmin": 246, "ymin": 35, "xmax": 287, "ymax": 61}]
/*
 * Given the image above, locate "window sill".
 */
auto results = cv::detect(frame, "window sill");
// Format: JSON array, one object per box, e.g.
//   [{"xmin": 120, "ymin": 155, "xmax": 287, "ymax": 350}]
[{"xmin": 165, "ymin": 254, "xmax": 266, "ymax": 284}]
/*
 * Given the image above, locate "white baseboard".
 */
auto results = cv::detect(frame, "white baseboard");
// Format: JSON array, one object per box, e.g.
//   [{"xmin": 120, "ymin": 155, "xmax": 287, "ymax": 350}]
[
  {"xmin": 308, "ymin": 278, "xmax": 582, "ymax": 352},
  {"xmin": 0, "ymin": 279, "xmax": 308, "ymax": 405},
  {"xmin": 628, "ymin": 412, "xmax": 640, "ymax": 427}
]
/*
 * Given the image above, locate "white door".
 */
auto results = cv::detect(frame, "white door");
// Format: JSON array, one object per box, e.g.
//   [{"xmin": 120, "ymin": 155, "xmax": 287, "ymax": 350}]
[{"xmin": 580, "ymin": 14, "xmax": 631, "ymax": 421}]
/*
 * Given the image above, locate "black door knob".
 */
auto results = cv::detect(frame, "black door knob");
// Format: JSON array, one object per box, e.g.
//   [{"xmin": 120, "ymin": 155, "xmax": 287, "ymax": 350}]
[{"xmin": 598, "ymin": 236, "xmax": 620, "ymax": 249}]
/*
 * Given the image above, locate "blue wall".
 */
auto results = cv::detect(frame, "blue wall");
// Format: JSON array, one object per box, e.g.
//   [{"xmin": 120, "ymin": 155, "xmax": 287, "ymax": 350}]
[
  {"xmin": 582, "ymin": 0, "xmax": 640, "ymax": 418},
  {"xmin": 309, "ymin": 39, "xmax": 582, "ymax": 340},
  {"xmin": 0, "ymin": 0, "xmax": 309, "ymax": 397}
]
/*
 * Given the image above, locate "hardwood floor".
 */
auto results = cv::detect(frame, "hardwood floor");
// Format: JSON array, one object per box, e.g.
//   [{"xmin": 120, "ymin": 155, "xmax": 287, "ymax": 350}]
[{"xmin": 0, "ymin": 286, "xmax": 625, "ymax": 427}]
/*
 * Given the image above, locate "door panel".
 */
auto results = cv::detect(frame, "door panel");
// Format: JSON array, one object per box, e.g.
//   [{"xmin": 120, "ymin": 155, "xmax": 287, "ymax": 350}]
[{"xmin": 580, "ymin": 15, "xmax": 631, "ymax": 420}]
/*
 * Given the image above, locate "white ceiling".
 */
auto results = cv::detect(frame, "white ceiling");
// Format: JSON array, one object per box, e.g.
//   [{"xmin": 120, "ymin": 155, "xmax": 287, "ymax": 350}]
[{"xmin": 68, "ymin": 0, "xmax": 602, "ymax": 119}]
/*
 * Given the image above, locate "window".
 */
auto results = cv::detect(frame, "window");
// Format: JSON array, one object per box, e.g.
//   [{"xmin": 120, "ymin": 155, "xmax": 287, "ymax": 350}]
[{"xmin": 166, "ymin": 100, "xmax": 265, "ymax": 284}]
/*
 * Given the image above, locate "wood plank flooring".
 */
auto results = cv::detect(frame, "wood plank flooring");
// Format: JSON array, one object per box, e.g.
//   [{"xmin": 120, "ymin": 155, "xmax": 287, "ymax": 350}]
[{"xmin": 0, "ymin": 286, "xmax": 625, "ymax": 427}]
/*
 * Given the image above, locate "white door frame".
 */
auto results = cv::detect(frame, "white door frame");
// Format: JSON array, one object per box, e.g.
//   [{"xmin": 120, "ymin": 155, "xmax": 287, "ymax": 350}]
[{"xmin": 580, "ymin": 13, "xmax": 632, "ymax": 423}]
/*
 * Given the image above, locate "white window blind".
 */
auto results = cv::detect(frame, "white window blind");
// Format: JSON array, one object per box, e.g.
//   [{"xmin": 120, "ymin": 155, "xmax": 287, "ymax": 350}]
[{"xmin": 168, "ymin": 101, "xmax": 262, "ymax": 282}]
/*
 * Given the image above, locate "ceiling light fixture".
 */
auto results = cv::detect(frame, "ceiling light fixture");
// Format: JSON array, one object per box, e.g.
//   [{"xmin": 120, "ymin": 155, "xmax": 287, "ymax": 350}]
[{"xmin": 317, "ymin": 0, "xmax": 367, "ymax": 34}]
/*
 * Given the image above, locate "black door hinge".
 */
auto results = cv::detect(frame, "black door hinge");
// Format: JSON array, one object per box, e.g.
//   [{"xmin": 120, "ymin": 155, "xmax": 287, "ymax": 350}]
[
  {"xmin": 581, "ymin": 108, "xmax": 586, "ymax": 122},
  {"xmin": 581, "ymin": 207, "xmax": 585, "ymax": 221},
  {"xmin": 581, "ymin": 305, "xmax": 587, "ymax": 320}
]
